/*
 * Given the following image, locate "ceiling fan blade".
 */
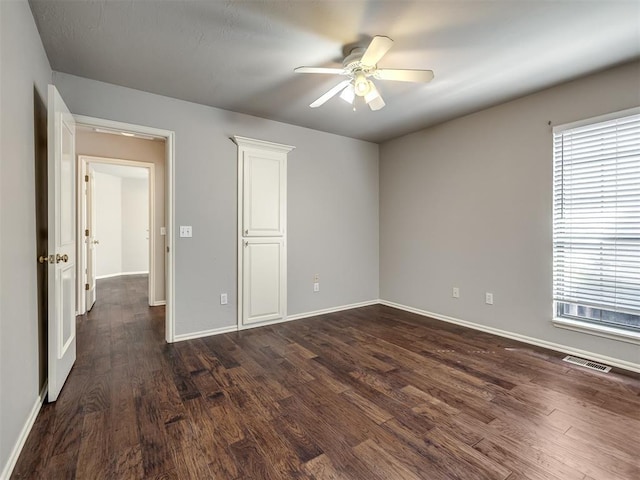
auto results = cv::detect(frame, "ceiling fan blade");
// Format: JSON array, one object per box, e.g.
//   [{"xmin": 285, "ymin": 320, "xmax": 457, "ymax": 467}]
[
  {"xmin": 376, "ymin": 69, "xmax": 434, "ymax": 83},
  {"xmin": 310, "ymin": 80, "xmax": 351, "ymax": 108},
  {"xmin": 360, "ymin": 36, "xmax": 394, "ymax": 66},
  {"xmin": 294, "ymin": 66, "xmax": 346, "ymax": 75},
  {"xmin": 365, "ymin": 81, "xmax": 385, "ymax": 111},
  {"xmin": 339, "ymin": 84, "xmax": 355, "ymax": 104}
]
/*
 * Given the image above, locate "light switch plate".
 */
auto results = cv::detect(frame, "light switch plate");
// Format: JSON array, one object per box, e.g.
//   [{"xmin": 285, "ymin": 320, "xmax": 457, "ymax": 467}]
[{"xmin": 179, "ymin": 226, "xmax": 192, "ymax": 238}]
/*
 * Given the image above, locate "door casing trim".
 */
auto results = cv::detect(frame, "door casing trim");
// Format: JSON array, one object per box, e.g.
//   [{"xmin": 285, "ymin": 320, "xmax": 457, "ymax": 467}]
[
  {"xmin": 74, "ymin": 115, "xmax": 176, "ymax": 343},
  {"xmin": 77, "ymin": 155, "xmax": 156, "ymax": 311}
]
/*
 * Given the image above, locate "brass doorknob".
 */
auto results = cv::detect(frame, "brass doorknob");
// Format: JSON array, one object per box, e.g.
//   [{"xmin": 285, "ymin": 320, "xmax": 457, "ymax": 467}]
[
  {"xmin": 38, "ymin": 255, "xmax": 49, "ymax": 264},
  {"xmin": 56, "ymin": 254, "xmax": 69, "ymax": 263}
]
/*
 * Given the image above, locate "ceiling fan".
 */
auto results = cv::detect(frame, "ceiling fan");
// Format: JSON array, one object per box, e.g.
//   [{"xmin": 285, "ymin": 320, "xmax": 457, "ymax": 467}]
[{"xmin": 294, "ymin": 36, "xmax": 434, "ymax": 111}]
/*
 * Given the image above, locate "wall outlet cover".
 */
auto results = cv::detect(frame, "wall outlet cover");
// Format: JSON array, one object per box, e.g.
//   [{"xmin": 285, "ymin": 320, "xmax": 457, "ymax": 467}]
[{"xmin": 485, "ymin": 292, "xmax": 494, "ymax": 305}]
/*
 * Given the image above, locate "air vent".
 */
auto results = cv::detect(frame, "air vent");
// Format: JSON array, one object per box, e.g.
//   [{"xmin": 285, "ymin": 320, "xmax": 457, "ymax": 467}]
[{"xmin": 563, "ymin": 355, "xmax": 611, "ymax": 373}]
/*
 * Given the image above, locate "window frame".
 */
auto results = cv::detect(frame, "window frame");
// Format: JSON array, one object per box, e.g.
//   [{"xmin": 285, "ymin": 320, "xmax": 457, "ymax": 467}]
[{"xmin": 551, "ymin": 106, "xmax": 640, "ymax": 344}]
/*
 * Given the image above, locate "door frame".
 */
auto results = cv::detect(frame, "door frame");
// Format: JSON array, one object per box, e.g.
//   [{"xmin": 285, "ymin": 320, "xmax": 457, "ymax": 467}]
[
  {"xmin": 74, "ymin": 115, "xmax": 176, "ymax": 343},
  {"xmin": 77, "ymin": 155, "xmax": 156, "ymax": 310}
]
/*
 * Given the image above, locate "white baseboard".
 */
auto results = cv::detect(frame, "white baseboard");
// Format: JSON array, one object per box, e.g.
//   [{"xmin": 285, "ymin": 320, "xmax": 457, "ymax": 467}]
[
  {"xmin": 173, "ymin": 325, "xmax": 237, "ymax": 342},
  {"xmin": 96, "ymin": 271, "xmax": 149, "ymax": 280},
  {"xmin": 239, "ymin": 299, "xmax": 380, "ymax": 331},
  {"xmin": 0, "ymin": 382, "xmax": 48, "ymax": 480},
  {"xmin": 287, "ymin": 299, "xmax": 380, "ymax": 322},
  {"xmin": 174, "ymin": 300, "xmax": 381, "ymax": 339},
  {"xmin": 379, "ymin": 300, "xmax": 640, "ymax": 374}
]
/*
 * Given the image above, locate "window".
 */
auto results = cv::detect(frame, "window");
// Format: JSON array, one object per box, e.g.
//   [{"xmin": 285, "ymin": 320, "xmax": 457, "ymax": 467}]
[{"xmin": 553, "ymin": 108, "xmax": 640, "ymax": 333}]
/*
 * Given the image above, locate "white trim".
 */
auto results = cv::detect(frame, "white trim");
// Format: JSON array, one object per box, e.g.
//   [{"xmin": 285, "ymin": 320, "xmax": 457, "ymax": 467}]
[
  {"xmin": 238, "ymin": 315, "xmax": 297, "ymax": 331},
  {"xmin": 96, "ymin": 271, "xmax": 149, "ymax": 280},
  {"xmin": 173, "ymin": 300, "xmax": 380, "ymax": 338},
  {"xmin": 173, "ymin": 325, "xmax": 238, "ymax": 342},
  {"xmin": 231, "ymin": 135, "xmax": 295, "ymax": 154},
  {"xmin": 73, "ymin": 115, "xmax": 175, "ymax": 343},
  {"xmin": 379, "ymin": 300, "xmax": 640, "ymax": 374},
  {"xmin": 553, "ymin": 106, "xmax": 640, "ymax": 133},
  {"xmin": 165, "ymin": 131, "xmax": 176, "ymax": 343},
  {"xmin": 287, "ymin": 300, "xmax": 380, "ymax": 322},
  {"xmin": 239, "ymin": 300, "xmax": 380, "ymax": 331},
  {"xmin": 150, "ymin": 300, "xmax": 166, "ymax": 307},
  {"xmin": 552, "ymin": 317, "xmax": 640, "ymax": 346},
  {"xmin": 76, "ymin": 158, "xmax": 87, "ymax": 314},
  {"xmin": 0, "ymin": 382, "xmax": 47, "ymax": 480},
  {"xmin": 78, "ymin": 155, "xmax": 155, "ymax": 307}
]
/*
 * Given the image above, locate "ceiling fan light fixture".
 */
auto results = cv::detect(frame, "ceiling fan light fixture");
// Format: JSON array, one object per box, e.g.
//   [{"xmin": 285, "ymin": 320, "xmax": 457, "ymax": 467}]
[
  {"xmin": 365, "ymin": 82, "xmax": 386, "ymax": 111},
  {"xmin": 295, "ymin": 35, "xmax": 434, "ymax": 110},
  {"xmin": 354, "ymin": 73, "xmax": 370, "ymax": 96},
  {"xmin": 339, "ymin": 84, "xmax": 355, "ymax": 104},
  {"xmin": 364, "ymin": 81, "xmax": 379, "ymax": 103}
]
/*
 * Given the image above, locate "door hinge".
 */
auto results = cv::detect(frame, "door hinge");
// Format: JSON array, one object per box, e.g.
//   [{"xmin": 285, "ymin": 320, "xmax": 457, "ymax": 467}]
[
  {"xmin": 166, "ymin": 246, "xmax": 170, "ymax": 253},
  {"xmin": 85, "ymin": 174, "xmax": 89, "ymax": 182},
  {"xmin": 85, "ymin": 229, "xmax": 89, "ymax": 237},
  {"xmin": 85, "ymin": 283, "xmax": 90, "ymax": 291}
]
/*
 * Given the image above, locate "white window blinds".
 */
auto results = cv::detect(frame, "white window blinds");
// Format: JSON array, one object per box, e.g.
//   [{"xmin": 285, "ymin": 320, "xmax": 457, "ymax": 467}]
[{"xmin": 553, "ymin": 109, "xmax": 640, "ymax": 329}]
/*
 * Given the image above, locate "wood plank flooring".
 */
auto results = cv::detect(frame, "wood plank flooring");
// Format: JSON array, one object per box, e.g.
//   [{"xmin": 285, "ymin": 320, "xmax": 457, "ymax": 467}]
[{"xmin": 12, "ymin": 275, "xmax": 640, "ymax": 479}]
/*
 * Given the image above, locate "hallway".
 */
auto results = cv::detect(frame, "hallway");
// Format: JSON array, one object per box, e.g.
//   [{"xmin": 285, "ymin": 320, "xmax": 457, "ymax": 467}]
[{"xmin": 12, "ymin": 275, "xmax": 166, "ymax": 478}]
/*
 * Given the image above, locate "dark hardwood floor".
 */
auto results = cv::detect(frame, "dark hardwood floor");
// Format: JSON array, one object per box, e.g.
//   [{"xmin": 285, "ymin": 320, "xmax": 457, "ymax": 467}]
[{"xmin": 12, "ymin": 275, "xmax": 640, "ymax": 479}]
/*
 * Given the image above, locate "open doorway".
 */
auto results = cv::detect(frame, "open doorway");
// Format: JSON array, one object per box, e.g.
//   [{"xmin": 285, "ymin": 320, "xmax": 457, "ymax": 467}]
[
  {"xmin": 81, "ymin": 158, "xmax": 153, "ymax": 311},
  {"xmin": 73, "ymin": 120, "xmax": 175, "ymax": 342}
]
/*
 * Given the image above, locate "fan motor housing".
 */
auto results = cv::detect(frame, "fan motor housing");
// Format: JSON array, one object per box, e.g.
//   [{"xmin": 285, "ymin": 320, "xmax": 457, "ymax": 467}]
[{"xmin": 343, "ymin": 47, "xmax": 374, "ymax": 76}]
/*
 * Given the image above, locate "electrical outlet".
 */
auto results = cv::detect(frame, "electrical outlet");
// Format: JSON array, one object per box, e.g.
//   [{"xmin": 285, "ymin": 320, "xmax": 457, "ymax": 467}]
[
  {"xmin": 485, "ymin": 292, "xmax": 494, "ymax": 305},
  {"xmin": 220, "ymin": 293, "xmax": 228, "ymax": 305},
  {"xmin": 452, "ymin": 287, "xmax": 460, "ymax": 298},
  {"xmin": 179, "ymin": 225, "xmax": 192, "ymax": 237},
  {"xmin": 314, "ymin": 273, "xmax": 319, "ymax": 282},
  {"xmin": 313, "ymin": 282, "xmax": 320, "ymax": 292}
]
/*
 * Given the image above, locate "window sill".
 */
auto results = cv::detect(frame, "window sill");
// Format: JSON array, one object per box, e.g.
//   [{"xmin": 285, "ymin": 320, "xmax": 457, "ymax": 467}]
[{"xmin": 552, "ymin": 317, "xmax": 640, "ymax": 346}]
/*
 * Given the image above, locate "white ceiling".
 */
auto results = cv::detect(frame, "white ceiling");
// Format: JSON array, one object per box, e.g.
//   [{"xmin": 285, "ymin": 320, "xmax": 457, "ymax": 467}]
[
  {"xmin": 91, "ymin": 162, "xmax": 148, "ymax": 180},
  {"xmin": 30, "ymin": 1, "xmax": 640, "ymax": 143}
]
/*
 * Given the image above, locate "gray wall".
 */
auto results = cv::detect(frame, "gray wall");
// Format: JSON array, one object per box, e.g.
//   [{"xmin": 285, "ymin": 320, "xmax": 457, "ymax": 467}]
[
  {"xmin": 53, "ymin": 72, "xmax": 380, "ymax": 336},
  {"xmin": 0, "ymin": 0, "xmax": 52, "ymax": 474},
  {"xmin": 380, "ymin": 61, "xmax": 640, "ymax": 366}
]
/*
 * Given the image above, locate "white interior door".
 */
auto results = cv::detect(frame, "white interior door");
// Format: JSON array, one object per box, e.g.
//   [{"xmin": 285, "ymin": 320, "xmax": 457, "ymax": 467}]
[
  {"xmin": 242, "ymin": 238, "xmax": 285, "ymax": 324},
  {"xmin": 47, "ymin": 84, "xmax": 77, "ymax": 402},
  {"xmin": 234, "ymin": 136, "xmax": 294, "ymax": 328},
  {"xmin": 86, "ymin": 167, "xmax": 97, "ymax": 310}
]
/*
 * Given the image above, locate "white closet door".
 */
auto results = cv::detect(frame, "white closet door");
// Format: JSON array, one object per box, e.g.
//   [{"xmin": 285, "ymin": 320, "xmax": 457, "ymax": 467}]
[
  {"xmin": 242, "ymin": 238, "xmax": 285, "ymax": 324},
  {"xmin": 234, "ymin": 136, "xmax": 294, "ymax": 329},
  {"xmin": 242, "ymin": 150, "xmax": 285, "ymax": 237}
]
